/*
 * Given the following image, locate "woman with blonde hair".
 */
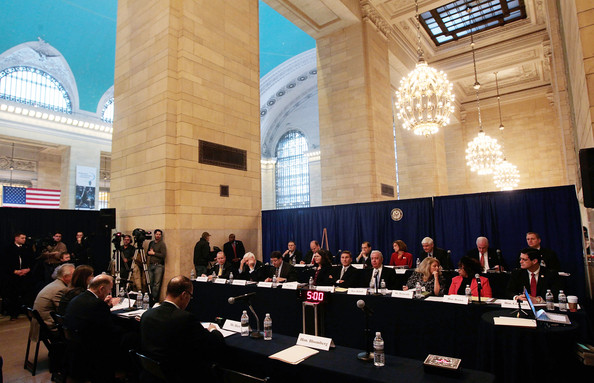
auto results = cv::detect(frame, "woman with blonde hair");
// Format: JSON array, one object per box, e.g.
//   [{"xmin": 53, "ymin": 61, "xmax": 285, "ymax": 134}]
[{"xmin": 403, "ymin": 257, "xmax": 444, "ymax": 296}]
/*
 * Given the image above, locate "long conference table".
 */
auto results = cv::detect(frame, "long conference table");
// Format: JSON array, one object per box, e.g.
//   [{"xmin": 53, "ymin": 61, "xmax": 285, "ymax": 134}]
[{"xmin": 187, "ymin": 279, "xmax": 593, "ymax": 382}]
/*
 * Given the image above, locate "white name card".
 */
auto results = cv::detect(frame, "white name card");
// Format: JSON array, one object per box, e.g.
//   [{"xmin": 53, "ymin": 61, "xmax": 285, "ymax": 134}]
[
  {"xmin": 196, "ymin": 276, "xmax": 208, "ymax": 282},
  {"xmin": 443, "ymin": 295, "xmax": 470, "ymax": 305},
  {"xmin": 232, "ymin": 279, "xmax": 247, "ymax": 286},
  {"xmin": 282, "ymin": 282, "xmax": 299, "ymax": 290},
  {"xmin": 257, "ymin": 281, "xmax": 273, "ymax": 288},
  {"xmin": 296, "ymin": 333, "xmax": 334, "ymax": 351},
  {"xmin": 351, "ymin": 264, "xmax": 364, "ymax": 269},
  {"xmin": 347, "ymin": 288, "xmax": 368, "ymax": 296},
  {"xmin": 222, "ymin": 319, "xmax": 242, "ymax": 333},
  {"xmin": 214, "ymin": 278, "xmax": 227, "ymax": 284},
  {"xmin": 315, "ymin": 286, "xmax": 335, "ymax": 293},
  {"xmin": 493, "ymin": 316, "xmax": 537, "ymax": 328},
  {"xmin": 499, "ymin": 300, "xmax": 531, "ymax": 310},
  {"xmin": 394, "ymin": 269, "xmax": 408, "ymax": 274},
  {"xmin": 391, "ymin": 290, "xmax": 414, "ymax": 299}
]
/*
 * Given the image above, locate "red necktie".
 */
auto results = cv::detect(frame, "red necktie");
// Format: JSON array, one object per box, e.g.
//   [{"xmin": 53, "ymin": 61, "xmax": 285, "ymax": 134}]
[
  {"xmin": 530, "ymin": 273, "xmax": 537, "ymax": 297},
  {"xmin": 232, "ymin": 242, "xmax": 237, "ymax": 259},
  {"xmin": 480, "ymin": 253, "xmax": 485, "ymax": 268}
]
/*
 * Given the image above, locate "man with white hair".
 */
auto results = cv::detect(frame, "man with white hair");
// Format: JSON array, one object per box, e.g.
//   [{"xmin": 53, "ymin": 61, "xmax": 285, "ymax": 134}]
[
  {"xmin": 466, "ymin": 236, "xmax": 504, "ymax": 272},
  {"xmin": 32, "ymin": 262, "xmax": 75, "ymax": 330},
  {"xmin": 418, "ymin": 237, "xmax": 453, "ymax": 270}
]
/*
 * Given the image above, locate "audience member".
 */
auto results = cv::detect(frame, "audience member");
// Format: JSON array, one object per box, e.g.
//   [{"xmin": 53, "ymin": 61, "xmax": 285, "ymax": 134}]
[
  {"xmin": 448, "ymin": 256, "xmax": 493, "ymax": 298},
  {"xmin": 404, "ymin": 257, "xmax": 445, "ymax": 296},
  {"xmin": 71, "ymin": 231, "xmax": 90, "ymax": 266},
  {"xmin": 3, "ymin": 231, "xmax": 35, "ymax": 320},
  {"xmin": 506, "ymin": 248, "xmax": 561, "ymax": 303},
  {"xmin": 41, "ymin": 232, "xmax": 68, "ymax": 283},
  {"xmin": 418, "ymin": 237, "xmax": 453, "ymax": 270},
  {"xmin": 266, "ymin": 251, "xmax": 297, "ymax": 282},
  {"xmin": 282, "ymin": 241, "xmax": 302, "ymax": 265},
  {"xmin": 116, "ymin": 234, "xmax": 135, "ymax": 283},
  {"xmin": 389, "ymin": 240, "xmax": 413, "ymax": 268},
  {"xmin": 355, "ymin": 241, "xmax": 373, "ymax": 268},
  {"xmin": 363, "ymin": 250, "xmax": 397, "ymax": 291},
  {"xmin": 57, "ymin": 265, "xmax": 94, "ymax": 315},
  {"xmin": 33, "ymin": 263, "xmax": 74, "ymax": 330},
  {"xmin": 223, "ymin": 233, "xmax": 246, "ymax": 267},
  {"xmin": 526, "ymin": 232, "xmax": 561, "ymax": 271},
  {"xmin": 140, "ymin": 276, "xmax": 224, "ymax": 382},
  {"xmin": 238, "ymin": 252, "xmax": 265, "ymax": 282},
  {"xmin": 193, "ymin": 232, "xmax": 213, "ymax": 276},
  {"xmin": 205, "ymin": 251, "xmax": 236, "ymax": 280},
  {"xmin": 331, "ymin": 250, "xmax": 360, "ymax": 288},
  {"xmin": 147, "ymin": 229, "xmax": 166, "ymax": 301},
  {"xmin": 311, "ymin": 249, "xmax": 334, "ymax": 286},
  {"xmin": 466, "ymin": 236, "xmax": 504, "ymax": 272}
]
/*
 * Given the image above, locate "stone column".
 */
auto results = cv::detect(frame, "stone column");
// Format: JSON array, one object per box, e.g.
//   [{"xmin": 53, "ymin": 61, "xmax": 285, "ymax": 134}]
[
  {"xmin": 112, "ymin": 0, "xmax": 261, "ymax": 295},
  {"xmin": 60, "ymin": 143, "xmax": 102, "ymax": 209}
]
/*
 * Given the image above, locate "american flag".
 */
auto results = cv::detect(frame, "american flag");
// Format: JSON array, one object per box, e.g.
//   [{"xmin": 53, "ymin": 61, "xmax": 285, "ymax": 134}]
[{"xmin": 2, "ymin": 186, "xmax": 61, "ymax": 209}]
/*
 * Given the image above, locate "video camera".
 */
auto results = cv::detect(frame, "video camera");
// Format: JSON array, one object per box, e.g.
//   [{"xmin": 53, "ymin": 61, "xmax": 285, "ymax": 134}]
[
  {"xmin": 132, "ymin": 228, "xmax": 152, "ymax": 247},
  {"xmin": 112, "ymin": 232, "xmax": 122, "ymax": 246}
]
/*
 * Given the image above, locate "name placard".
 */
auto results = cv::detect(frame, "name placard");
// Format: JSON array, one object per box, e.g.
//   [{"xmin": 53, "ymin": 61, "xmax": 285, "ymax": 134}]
[
  {"xmin": 351, "ymin": 264, "xmax": 364, "ymax": 269},
  {"xmin": 232, "ymin": 279, "xmax": 247, "ymax": 286},
  {"xmin": 499, "ymin": 300, "xmax": 531, "ymax": 309},
  {"xmin": 394, "ymin": 269, "xmax": 408, "ymax": 274},
  {"xmin": 443, "ymin": 295, "xmax": 470, "ymax": 305},
  {"xmin": 316, "ymin": 286, "xmax": 335, "ymax": 293},
  {"xmin": 196, "ymin": 276, "xmax": 208, "ymax": 282},
  {"xmin": 214, "ymin": 278, "xmax": 227, "ymax": 284},
  {"xmin": 222, "ymin": 319, "xmax": 242, "ymax": 333},
  {"xmin": 282, "ymin": 282, "xmax": 299, "ymax": 290},
  {"xmin": 296, "ymin": 333, "xmax": 334, "ymax": 351},
  {"xmin": 257, "ymin": 281, "xmax": 273, "ymax": 288},
  {"xmin": 391, "ymin": 290, "xmax": 414, "ymax": 299},
  {"xmin": 347, "ymin": 288, "xmax": 368, "ymax": 296}
]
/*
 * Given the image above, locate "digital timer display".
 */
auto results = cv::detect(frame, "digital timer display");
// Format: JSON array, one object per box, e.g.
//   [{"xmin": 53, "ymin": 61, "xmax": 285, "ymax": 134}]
[{"xmin": 305, "ymin": 290, "xmax": 325, "ymax": 302}]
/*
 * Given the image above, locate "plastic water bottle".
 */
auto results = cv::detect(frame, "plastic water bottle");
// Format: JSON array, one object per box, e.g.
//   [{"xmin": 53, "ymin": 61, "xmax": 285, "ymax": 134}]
[
  {"xmin": 546, "ymin": 289, "xmax": 555, "ymax": 311},
  {"xmin": 118, "ymin": 287, "xmax": 125, "ymax": 299},
  {"xmin": 136, "ymin": 291, "xmax": 143, "ymax": 309},
  {"xmin": 211, "ymin": 271, "xmax": 216, "ymax": 280},
  {"xmin": 373, "ymin": 332, "xmax": 385, "ymax": 367},
  {"xmin": 240, "ymin": 310, "xmax": 250, "ymax": 337},
  {"xmin": 369, "ymin": 279, "xmax": 375, "ymax": 294},
  {"xmin": 465, "ymin": 284, "xmax": 472, "ymax": 302},
  {"xmin": 558, "ymin": 290, "xmax": 568, "ymax": 312},
  {"xmin": 142, "ymin": 292, "xmax": 150, "ymax": 310},
  {"xmin": 190, "ymin": 269, "xmax": 196, "ymax": 280},
  {"xmin": 308, "ymin": 276, "xmax": 314, "ymax": 290},
  {"xmin": 416, "ymin": 258, "xmax": 420, "ymax": 268},
  {"xmin": 263, "ymin": 313, "xmax": 272, "ymax": 340},
  {"xmin": 272, "ymin": 274, "xmax": 278, "ymax": 288},
  {"xmin": 228, "ymin": 272, "xmax": 234, "ymax": 283},
  {"xmin": 415, "ymin": 282, "xmax": 422, "ymax": 299},
  {"xmin": 380, "ymin": 279, "xmax": 387, "ymax": 295}
]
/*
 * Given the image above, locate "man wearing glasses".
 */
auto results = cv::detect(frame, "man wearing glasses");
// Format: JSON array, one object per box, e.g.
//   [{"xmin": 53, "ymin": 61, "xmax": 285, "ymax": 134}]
[
  {"xmin": 140, "ymin": 276, "xmax": 224, "ymax": 381},
  {"xmin": 505, "ymin": 248, "xmax": 561, "ymax": 303}
]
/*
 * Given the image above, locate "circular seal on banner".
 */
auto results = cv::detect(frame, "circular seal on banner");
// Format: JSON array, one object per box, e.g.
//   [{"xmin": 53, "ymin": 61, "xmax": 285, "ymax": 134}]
[{"xmin": 390, "ymin": 208, "xmax": 403, "ymax": 221}]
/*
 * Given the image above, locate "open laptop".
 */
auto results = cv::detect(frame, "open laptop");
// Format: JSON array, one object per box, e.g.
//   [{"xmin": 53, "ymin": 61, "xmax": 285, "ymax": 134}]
[{"xmin": 523, "ymin": 287, "xmax": 571, "ymax": 325}]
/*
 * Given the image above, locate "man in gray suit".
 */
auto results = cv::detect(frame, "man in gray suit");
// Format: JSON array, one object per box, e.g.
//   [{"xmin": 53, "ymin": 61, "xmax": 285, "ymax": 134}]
[{"xmin": 32, "ymin": 263, "xmax": 74, "ymax": 331}]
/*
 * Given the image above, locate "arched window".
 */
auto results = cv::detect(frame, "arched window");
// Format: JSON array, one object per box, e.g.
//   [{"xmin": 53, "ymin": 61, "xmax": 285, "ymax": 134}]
[
  {"xmin": 101, "ymin": 97, "xmax": 114, "ymax": 123},
  {"xmin": 0, "ymin": 66, "xmax": 72, "ymax": 113},
  {"xmin": 275, "ymin": 130, "xmax": 310, "ymax": 209}
]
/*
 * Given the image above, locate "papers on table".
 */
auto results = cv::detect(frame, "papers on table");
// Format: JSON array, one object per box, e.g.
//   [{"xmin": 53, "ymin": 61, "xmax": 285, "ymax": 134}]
[
  {"xmin": 493, "ymin": 316, "xmax": 537, "ymax": 328},
  {"xmin": 116, "ymin": 308, "xmax": 147, "ymax": 319},
  {"xmin": 269, "ymin": 345, "xmax": 319, "ymax": 365},
  {"xmin": 110, "ymin": 298, "xmax": 133, "ymax": 311},
  {"xmin": 201, "ymin": 322, "xmax": 236, "ymax": 338}
]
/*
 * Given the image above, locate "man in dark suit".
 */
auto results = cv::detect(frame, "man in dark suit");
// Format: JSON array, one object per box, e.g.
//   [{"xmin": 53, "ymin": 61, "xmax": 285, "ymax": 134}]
[
  {"xmin": 223, "ymin": 233, "xmax": 246, "ymax": 267},
  {"xmin": 282, "ymin": 241, "xmax": 302, "ymax": 265},
  {"xmin": 526, "ymin": 232, "xmax": 561, "ymax": 271},
  {"xmin": 265, "ymin": 251, "xmax": 297, "ymax": 282},
  {"xmin": 466, "ymin": 236, "xmax": 505, "ymax": 272},
  {"xmin": 140, "ymin": 275, "xmax": 224, "ymax": 382},
  {"xmin": 64, "ymin": 274, "xmax": 122, "ymax": 382},
  {"xmin": 506, "ymin": 248, "xmax": 562, "ymax": 303},
  {"xmin": 362, "ymin": 251, "xmax": 397, "ymax": 290},
  {"xmin": 238, "ymin": 252, "xmax": 266, "ymax": 282},
  {"xmin": 331, "ymin": 250, "xmax": 360, "ymax": 288},
  {"xmin": 418, "ymin": 237, "xmax": 453, "ymax": 270},
  {"xmin": 206, "ymin": 251, "xmax": 236, "ymax": 280},
  {"xmin": 3, "ymin": 231, "xmax": 35, "ymax": 320},
  {"xmin": 355, "ymin": 242, "xmax": 373, "ymax": 269}
]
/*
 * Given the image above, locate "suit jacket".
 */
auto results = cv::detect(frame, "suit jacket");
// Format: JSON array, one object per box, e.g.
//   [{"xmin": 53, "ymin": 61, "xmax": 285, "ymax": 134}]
[
  {"xmin": 266, "ymin": 261, "xmax": 298, "ymax": 282},
  {"xmin": 140, "ymin": 301, "xmax": 224, "ymax": 382},
  {"xmin": 539, "ymin": 248, "xmax": 561, "ymax": 271},
  {"xmin": 3, "ymin": 242, "xmax": 34, "ymax": 276},
  {"xmin": 448, "ymin": 275, "xmax": 493, "ymax": 298},
  {"xmin": 466, "ymin": 248, "xmax": 505, "ymax": 271},
  {"xmin": 283, "ymin": 250, "xmax": 303, "ymax": 265},
  {"xmin": 207, "ymin": 262, "xmax": 237, "ymax": 279},
  {"xmin": 223, "ymin": 240, "xmax": 246, "ymax": 263},
  {"xmin": 238, "ymin": 261, "xmax": 265, "ymax": 282},
  {"xmin": 193, "ymin": 238, "xmax": 213, "ymax": 267},
  {"xmin": 355, "ymin": 253, "xmax": 372, "ymax": 268},
  {"xmin": 418, "ymin": 247, "xmax": 453, "ymax": 270},
  {"xmin": 505, "ymin": 267, "xmax": 562, "ymax": 300},
  {"xmin": 362, "ymin": 267, "xmax": 397, "ymax": 290},
  {"xmin": 33, "ymin": 278, "xmax": 69, "ymax": 329},
  {"xmin": 330, "ymin": 265, "xmax": 360, "ymax": 288},
  {"xmin": 312, "ymin": 265, "xmax": 334, "ymax": 286}
]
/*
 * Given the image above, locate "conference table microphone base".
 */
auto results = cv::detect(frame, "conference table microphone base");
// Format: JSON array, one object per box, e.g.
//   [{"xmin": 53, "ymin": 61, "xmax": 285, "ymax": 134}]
[
  {"xmin": 250, "ymin": 331, "xmax": 263, "ymax": 339},
  {"xmin": 357, "ymin": 351, "xmax": 374, "ymax": 362}
]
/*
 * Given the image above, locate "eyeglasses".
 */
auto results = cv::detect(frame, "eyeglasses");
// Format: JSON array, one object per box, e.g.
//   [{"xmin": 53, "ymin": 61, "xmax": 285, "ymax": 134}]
[{"xmin": 185, "ymin": 290, "xmax": 194, "ymax": 299}]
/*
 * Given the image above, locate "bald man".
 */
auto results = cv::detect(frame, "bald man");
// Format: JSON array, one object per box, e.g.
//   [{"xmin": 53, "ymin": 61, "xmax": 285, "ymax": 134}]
[{"xmin": 465, "ymin": 236, "xmax": 505, "ymax": 272}]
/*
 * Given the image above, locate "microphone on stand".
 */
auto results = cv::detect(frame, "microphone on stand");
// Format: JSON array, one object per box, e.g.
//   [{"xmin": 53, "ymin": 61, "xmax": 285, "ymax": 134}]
[
  {"xmin": 496, "ymin": 249, "xmax": 504, "ymax": 272},
  {"xmin": 356, "ymin": 299, "xmax": 374, "ymax": 362},
  {"xmin": 228, "ymin": 292, "xmax": 256, "ymax": 304},
  {"xmin": 474, "ymin": 274, "xmax": 482, "ymax": 303},
  {"xmin": 228, "ymin": 292, "xmax": 262, "ymax": 339},
  {"xmin": 356, "ymin": 299, "xmax": 374, "ymax": 315}
]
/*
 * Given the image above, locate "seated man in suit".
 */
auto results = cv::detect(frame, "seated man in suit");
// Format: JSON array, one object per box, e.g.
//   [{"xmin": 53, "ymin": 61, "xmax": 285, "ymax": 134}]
[
  {"xmin": 526, "ymin": 232, "xmax": 561, "ymax": 271},
  {"xmin": 282, "ymin": 241, "xmax": 302, "ymax": 265},
  {"xmin": 205, "ymin": 251, "xmax": 236, "ymax": 280},
  {"xmin": 362, "ymin": 251, "xmax": 397, "ymax": 291},
  {"xmin": 223, "ymin": 233, "xmax": 246, "ymax": 267},
  {"xmin": 33, "ymin": 263, "xmax": 75, "ymax": 331},
  {"xmin": 418, "ymin": 237, "xmax": 453, "ymax": 270},
  {"xmin": 331, "ymin": 250, "xmax": 360, "ymax": 288},
  {"xmin": 466, "ymin": 236, "xmax": 505, "ymax": 272},
  {"xmin": 265, "ymin": 251, "xmax": 297, "ymax": 283},
  {"xmin": 237, "ymin": 252, "xmax": 265, "ymax": 282},
  {"xmin": 355, "ymin": 241, "xmax": 373, "ymax": 268},
  {"xmin": 506, "ymin": 248, "xmax": 562, "ymax": 303},
  {"xmin": 140, "ymin": 275, "xmax": 224, "ymax": 382}
]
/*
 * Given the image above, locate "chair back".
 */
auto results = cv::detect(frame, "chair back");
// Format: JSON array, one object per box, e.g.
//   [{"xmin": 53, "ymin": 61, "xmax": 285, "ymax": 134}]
[
  {"xmin": 135, "ymin": 351, "xmax": 167, "ymax": 382},
  {"xmin": 211, "ymin": 364, "xmax": 270, "ymax": 383}
]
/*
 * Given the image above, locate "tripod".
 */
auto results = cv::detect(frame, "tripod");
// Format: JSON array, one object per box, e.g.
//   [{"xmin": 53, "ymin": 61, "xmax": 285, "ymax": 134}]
[{"xmin": 134, "ymin": 244, "xmax": 151, "ymax": 296}]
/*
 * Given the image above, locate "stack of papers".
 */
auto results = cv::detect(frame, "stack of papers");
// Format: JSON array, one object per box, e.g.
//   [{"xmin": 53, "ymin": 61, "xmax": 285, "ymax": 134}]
[
  {"xmin": 269, "ymin": 345, "xmax": 319, "ymax": 365},
  {"xmin": 201, "ymin": 322, "xmax": 236, "ymax": 338}
]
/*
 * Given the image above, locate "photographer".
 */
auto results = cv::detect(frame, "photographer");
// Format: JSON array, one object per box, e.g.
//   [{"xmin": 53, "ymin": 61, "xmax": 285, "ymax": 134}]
[
  {"xmin": 147, "ymin": 229, "xmax": 166, "ymax": 301},
  {"xmin": 41, "ymin": 232, "xmax": 68, "ymax": 284}
]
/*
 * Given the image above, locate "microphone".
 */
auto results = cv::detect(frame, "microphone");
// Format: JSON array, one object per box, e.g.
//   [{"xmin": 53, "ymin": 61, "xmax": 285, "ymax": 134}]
[
  {"xmin": 474, "ymin": 273, "xmax": 482, "ymax": 287},
  {"xmin": 356, "ymin": 299, "xmax": 374, "ymax": 315},
  {"xmin": 228, "ymin": 292, "xmax": 256, "ymax": 304}
]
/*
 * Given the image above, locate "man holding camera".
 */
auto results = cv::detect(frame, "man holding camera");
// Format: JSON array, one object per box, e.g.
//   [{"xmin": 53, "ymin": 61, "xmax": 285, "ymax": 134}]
[{"xmin": 147, "ymin": 229, "xmax": 167, "ymax": 301}]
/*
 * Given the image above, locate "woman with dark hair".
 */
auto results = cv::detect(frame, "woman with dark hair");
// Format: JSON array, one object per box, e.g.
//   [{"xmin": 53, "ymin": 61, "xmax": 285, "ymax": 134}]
[
  {"xmin": 57, "ymin": 265, "xmax": 94, "ymax": 315},
  {"xmin": 389, "ymin": 240, "xmax": 413, "ymax": 268},
  {"xmin": 312, "ymin": 249, "xmax": 333, "ymax": 286},
  {"xmin": 448, "ymin": 256, "xmax": 492, "ymax": 298}
]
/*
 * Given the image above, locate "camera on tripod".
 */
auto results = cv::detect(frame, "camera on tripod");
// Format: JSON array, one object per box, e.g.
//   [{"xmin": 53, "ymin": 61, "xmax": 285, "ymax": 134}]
[
  {"xmin": 112, "ymin": 232, "xmax": 122, "ymax": 246},
  {"xmin": 132, "ymin": 228, "xmax": 152, "ymax": 247}
]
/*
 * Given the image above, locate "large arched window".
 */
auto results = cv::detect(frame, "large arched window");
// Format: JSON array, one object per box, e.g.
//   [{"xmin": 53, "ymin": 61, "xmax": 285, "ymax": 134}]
[
  {"xmin": 275, "ymin": 130, "xmax": 310, "ymax": 209},
  {"xmin": 0, "ymin": 66, "xmax": 72, "ymax": 113},
  {"xmin": 101, "ymin": 97, "xmax": 114, "ymax": 123}
]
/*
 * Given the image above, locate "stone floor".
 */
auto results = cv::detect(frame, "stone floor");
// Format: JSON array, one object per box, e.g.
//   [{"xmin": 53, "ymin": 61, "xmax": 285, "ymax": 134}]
[{"xmin": 0, "ymin": 314, "xmax": 51, "ymax": 383}]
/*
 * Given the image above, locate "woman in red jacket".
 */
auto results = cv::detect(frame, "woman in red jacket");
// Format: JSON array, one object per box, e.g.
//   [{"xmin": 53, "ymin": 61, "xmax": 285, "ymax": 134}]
[
  {"xmin": 389, "ymin": 240, "xmax": 413, "ymax": 268},
  {"xmin": 448, "ymin": 256, "xmax": 493, "ymax": 298}
]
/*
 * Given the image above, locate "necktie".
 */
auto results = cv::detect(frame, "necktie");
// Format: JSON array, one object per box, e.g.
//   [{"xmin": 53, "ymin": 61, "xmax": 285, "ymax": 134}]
[
  {"xmin": 275, "ymin": 267, "xmax": 280, "ymax": 278},
  {"xmin": 480, "ymin": 253, "xmax": 485, "ymax": 268},
  {"xmin": 340, "ymin": 267, "xmax": 346, "ymax": 280},
  {"xmin": 530, "ymin": 273, "xmax": 537, "ymax": 297},
  {"xmin": 232, "ymin": 242, "xmax": 237, "ymax": 259},
  {"xmin": 218, "ymin": 265, "xmax": 223, "ymax": 276}
]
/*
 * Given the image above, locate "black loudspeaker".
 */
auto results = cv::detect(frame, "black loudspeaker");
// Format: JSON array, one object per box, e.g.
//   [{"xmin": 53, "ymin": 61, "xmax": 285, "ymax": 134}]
[
  {"xmin": 99, "ymin": 208, "xmax": 116, "ymax": 230},
  {"xmin": 580, "ymin": 148, "xmax": 594, "ymax": 208}
]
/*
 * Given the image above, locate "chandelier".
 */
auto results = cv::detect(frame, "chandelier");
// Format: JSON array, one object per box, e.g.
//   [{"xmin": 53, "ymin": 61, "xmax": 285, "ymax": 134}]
[
  {"xmin": 465, "ymin": 20, "xmax": 502, "ymax": 175},
  {"xmin": 395, "ymin": 0, "xmax": 455, "ymax": 137},
  {"xmin": 491, "ymin": 72, "xmax": 520, "ymax": 190}
]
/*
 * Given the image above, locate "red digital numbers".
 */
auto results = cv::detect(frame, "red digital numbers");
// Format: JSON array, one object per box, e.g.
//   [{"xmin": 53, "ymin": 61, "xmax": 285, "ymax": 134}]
[{"xmin": 306, "ymin": 290, "xmax": 325, "ymax": 302}]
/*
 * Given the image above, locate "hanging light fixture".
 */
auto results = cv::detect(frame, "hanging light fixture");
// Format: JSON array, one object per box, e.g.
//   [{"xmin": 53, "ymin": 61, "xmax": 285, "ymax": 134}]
[
  {"xmin": 492, "ymin": 72, "xmax": 520, "ymax": 190},
  {"xmin": 395, "ymin": 0, "xmax": 455, "ymax": 137},
  {"xmin": 464, "ymin": 10, "xmax": 502, "ymax": 175}
]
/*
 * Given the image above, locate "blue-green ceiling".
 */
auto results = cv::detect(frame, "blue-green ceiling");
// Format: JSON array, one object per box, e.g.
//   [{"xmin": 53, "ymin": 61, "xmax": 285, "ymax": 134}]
[{"xmin": 0, "ymin": 0, "xmax": 314, "ymax": 114}]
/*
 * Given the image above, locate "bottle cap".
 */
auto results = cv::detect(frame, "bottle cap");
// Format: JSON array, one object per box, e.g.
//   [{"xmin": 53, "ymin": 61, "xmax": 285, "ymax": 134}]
[{"xmin": 376, "ymin": 331, "xmax": 381, "ymax": 336}]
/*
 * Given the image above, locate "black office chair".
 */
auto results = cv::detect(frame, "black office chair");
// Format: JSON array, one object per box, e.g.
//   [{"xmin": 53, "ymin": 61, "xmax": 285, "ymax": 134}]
[
  {"xmin": 23, "ymin": 306, "xmax": 54, "ymax": 376},
  {"xmin": 211, "ymin": 364, "xmax": 270, "ymax": 383},
  {"xmin": 134, "ymin": 351, "xmax": 168, "ymax": 383}
]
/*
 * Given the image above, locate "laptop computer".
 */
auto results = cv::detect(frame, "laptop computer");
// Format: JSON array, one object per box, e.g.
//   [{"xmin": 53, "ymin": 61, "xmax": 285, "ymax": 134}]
[{"xmin": 523, "ymin": 287, "xmax": 571, "ymax": 325}]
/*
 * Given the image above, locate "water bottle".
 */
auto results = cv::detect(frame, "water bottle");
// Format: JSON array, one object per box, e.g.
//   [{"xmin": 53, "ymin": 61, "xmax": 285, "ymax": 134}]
[
  {"xmin": 228, "ymin": 272, "xmax": 234, "ymax": 283},
  {"xmin": 380, "ymin": 279, "xmax": 387, "ymax": 295},
  {"xmin": 369, "ymin": 279, "xmax": 375, "ymax": 294},
  {"xmin": 373, "ymin": 332, "xmax": 385, "ymax": 367},
  {"xmin": 308, "ymin": 276, "xmax": 314, "ymax": 290},
  {"xmin": 136, "ymin": 291, "xmax": 143, "ymax": 309},
  {"xmin": 118, "ymin": 287, "xmax": 125, "ymax": 299},
  {"xmin": 416, "ymin": 258, "xmax": 420, "ymax": 268},
  {"xmin": 240, "ymin": 310, "xmax": 250, "ymax": 337},
  {"xmin": 546, "ymin": 289, "xmax": 555, "ymax": 311},
  {"xmin": 272, "ymin": 274, "xmax": 278, "ymax": 288},
  {"xmin": 263, "ymin": 313, "xmax": 272, "ymax": 340},
  {"xmin": 211, "ymin": 271, "xmax": 217, "ymax": 280},
  {"xmin": 558, "ymin": 290, "xmax": 568, "ymax": 312},
  {"xmin": 465, "ymin": 284, "xmax": 472, "ymax": 302},
  {"xmin": 142, "ymin": 292, "xmax": 150, "ymax": 310},
  {"xmin": 190, "ymin": 269, "xmax": 196, "ymax": 280},
  {"xmin": 415, "ymin": 282, "xmax": 422, "ymax": 299}
]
